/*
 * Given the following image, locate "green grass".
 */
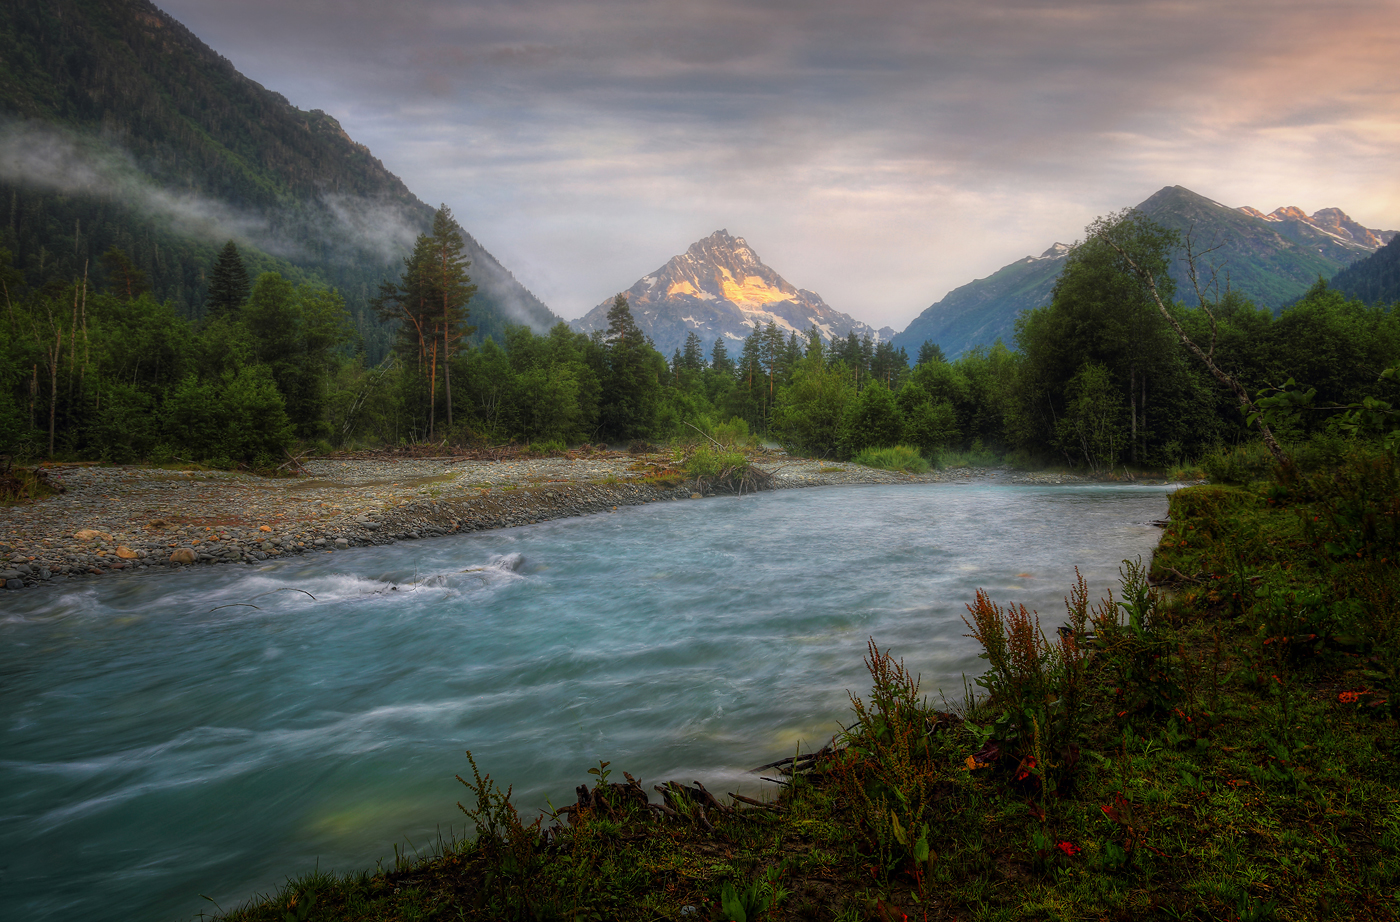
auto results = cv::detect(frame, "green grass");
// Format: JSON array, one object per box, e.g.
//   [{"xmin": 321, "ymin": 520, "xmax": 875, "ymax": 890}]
[
  {"xmin": 217, "ymin": 448, "xmax": 1400, "ymax": 921},
  {"xmin": 852, "ymin": 445, "xmax": 931, "ymax": 474},
  {"xmin": 936, "ymin": 446, "xmax": 1003, "ymax": 469}
]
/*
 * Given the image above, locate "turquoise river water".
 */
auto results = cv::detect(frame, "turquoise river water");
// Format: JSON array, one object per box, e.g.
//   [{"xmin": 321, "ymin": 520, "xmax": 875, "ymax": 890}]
[{"xmin": 0, "ymin": 481, "xmax": 1174, "ymax": 921}]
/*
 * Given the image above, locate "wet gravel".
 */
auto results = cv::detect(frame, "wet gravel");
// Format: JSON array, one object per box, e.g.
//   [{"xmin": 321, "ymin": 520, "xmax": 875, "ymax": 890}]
[{"xmin": 0, "ymin": 454, "xmax": 1093, "ymax": 591}]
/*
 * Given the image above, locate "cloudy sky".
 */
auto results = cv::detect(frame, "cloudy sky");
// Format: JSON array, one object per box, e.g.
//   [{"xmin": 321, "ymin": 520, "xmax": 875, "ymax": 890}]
[{"xmin": 158, "ymin": 0, "xmax": 1400, "ymax": 329}]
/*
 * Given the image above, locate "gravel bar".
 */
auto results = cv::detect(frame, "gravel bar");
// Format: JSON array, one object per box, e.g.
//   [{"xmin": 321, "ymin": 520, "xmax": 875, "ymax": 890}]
[{"xmin": 0, "ymin": 453, "xmax": 1091, "ymax": 592}]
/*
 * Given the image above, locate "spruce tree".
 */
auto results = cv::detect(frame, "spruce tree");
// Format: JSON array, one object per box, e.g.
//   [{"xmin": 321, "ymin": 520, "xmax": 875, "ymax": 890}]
[
  {"xmin": 917, "ymin": 340, "xmax": 946, "ymax": 366},
  {"xmin": 206, "ymin": 241, "xmax": 250, "ymax": 317},
  {"xmin": 711, "ymin": 337, "xmax": 733, "ymax": 377}
]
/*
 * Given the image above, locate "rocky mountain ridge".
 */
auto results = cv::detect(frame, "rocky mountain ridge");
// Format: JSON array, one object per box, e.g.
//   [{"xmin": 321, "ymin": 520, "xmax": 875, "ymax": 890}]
[{"xmin": 571, "ymin": 230, "xmax": 893, "ymax": 357}]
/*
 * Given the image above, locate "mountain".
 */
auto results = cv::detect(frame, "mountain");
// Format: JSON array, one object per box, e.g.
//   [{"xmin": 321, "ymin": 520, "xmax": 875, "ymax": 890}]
[
  {"xmin": 570, "ymin": 230, "xmax": 894, "ymax": 357},
  {"xmin": 1328, "ymin": 234, "xmax": 1400, "ymax": 306},
  {"xmin": 892, "ymin": 186, "xmax": 1396, "ymax": 359},
  {"xmin": 0, "ymin": 0, "xmax": 559, "ymax": 358}
]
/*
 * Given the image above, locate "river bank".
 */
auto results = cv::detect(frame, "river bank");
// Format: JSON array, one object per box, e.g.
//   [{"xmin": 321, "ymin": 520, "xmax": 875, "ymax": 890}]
[{"xmin": 0, "ymin": 449, "xmax": 1104, "ymax": 590}]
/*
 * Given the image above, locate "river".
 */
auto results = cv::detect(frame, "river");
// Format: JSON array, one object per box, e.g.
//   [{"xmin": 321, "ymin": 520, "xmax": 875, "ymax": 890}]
[{"xmin": 0, "ymin": 481, "xmax": 1173, "ymax": 921}]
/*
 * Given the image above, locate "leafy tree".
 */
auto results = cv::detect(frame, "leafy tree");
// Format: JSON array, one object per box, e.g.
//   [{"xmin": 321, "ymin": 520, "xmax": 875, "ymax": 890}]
[
  {"xmin": 896, "ymin": 384, "xmax": 959, "ymax": 455},
  {"xmin": 205, "ymin": 240, "xmax": 250, "ymax": 317},
  {"xmin": 1053, "ymin": 362, "xmax": 1127, "ymax": 473},
  {"xmin": 840, "ymin": 381, "xmax": 903, "ymax": 456},
  {"xmin": 772, "ymin": 350, "xmax": 854, "ymax": 457}
]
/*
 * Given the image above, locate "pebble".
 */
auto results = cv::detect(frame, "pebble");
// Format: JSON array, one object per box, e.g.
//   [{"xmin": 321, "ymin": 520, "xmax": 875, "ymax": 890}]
[{"xmin": 0, "ymin": 454, "xmax": 1104, "ymax": 591}]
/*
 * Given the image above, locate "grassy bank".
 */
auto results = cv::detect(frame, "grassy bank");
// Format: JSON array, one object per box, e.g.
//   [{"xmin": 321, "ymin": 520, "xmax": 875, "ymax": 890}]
[{"xmin": 218, "ymin": 451, "xmax": 1400, "ymax": 922}]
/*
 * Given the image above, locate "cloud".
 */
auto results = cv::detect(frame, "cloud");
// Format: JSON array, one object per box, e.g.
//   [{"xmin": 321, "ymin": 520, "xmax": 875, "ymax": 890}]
[
  {"xmin": 76, "ymin": 1, "xmax": 1400, "ymax": 324},
  {"xmin": 0, "ymin": 120, "xmax": 423, "ymax": 267},
  {"xmin": 0, "ymin": 119, "xmax": 276, "ymax": 246}
]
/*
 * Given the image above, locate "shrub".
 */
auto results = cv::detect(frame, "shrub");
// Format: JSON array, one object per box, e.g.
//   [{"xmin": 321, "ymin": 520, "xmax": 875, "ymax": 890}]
[
  {"xmin": 1201, "ymin": 440, "xmax": 1277, "ymax": 484},
  {"xmin": 852, "ymin": 445, "xmax": 930, "ymax": 474}
]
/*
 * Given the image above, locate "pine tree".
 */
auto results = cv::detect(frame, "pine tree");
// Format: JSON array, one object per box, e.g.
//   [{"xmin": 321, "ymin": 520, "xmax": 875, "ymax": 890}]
[
  {"xmin": 711, "ymin": 337, "xmax": 733, "ymax": 377},
  {"xmin": 373, "ymin": 206, "xmax": 475, "ymax": 440},
  {"xmin": 917, "ymin": 340, "xmax": 946, "ymax": 366},
  {"xmin": 423, "ymin": 206, "xmax": 476, "ymax": 433},
  {"xmin": 205, "ymin": 241, "xmax": 249, "ymax": 316},
  {"xmin": 682, "ymin": 331, "xmax": 705, "ymax": 371}
]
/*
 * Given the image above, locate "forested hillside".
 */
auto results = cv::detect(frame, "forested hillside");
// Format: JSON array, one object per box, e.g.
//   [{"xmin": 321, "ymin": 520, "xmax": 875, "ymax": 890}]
[
  {"xmin": 1330, "ymin": 234, "xmax": 1400, "ymax": 307},
  {"xmin": 0, "ymin": 0, "xmax": 557, "ymax": 359}
]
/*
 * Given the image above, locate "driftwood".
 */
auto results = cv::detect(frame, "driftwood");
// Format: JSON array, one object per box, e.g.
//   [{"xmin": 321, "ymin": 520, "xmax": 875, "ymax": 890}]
[{"xmin": 729, "ymin": 792, "xmax": 785, "ymax": 812}]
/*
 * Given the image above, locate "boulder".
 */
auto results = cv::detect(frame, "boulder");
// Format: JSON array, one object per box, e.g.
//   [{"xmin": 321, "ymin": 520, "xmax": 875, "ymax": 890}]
[{"xmin": 168, "ymin": 548, "xmax": 197, "ymax": 565}]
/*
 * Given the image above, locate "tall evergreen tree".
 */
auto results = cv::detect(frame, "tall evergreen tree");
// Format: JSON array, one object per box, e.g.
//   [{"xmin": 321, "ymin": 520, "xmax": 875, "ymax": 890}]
[
  {"xmin": 599, "ymin": 294, "xmax": 660, "ymax": 439},
  {"xmin": 423, "ymin": 206, "xmax": 476, "ymax": 433},
  {"xmin": 373, "ymin": 206, "xmax": 475, "ymax": 440},
  {"xmin": 205, "ymin": 241, "xmax": 249, "ymax": 317},
  {"xmin": 916, "ymin": 340, "xmax": 945, "ymax": 366},
  {"xmin": 682, "ymin": 331, "xmax": 706, "ymax": 371},
  {"xmin": 711, "ymin": 337, "xmax": 734, "ymax": 377}
]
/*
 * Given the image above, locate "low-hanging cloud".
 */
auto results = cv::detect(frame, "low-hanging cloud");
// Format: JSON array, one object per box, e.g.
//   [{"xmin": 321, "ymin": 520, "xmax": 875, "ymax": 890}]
[
  {"xmin": 0, "ymin": 120, "xmax": 424, "ymax": 267},
  {"xmin": 0, "ymin": 119, "xmax": 279, "ymax": 248}
]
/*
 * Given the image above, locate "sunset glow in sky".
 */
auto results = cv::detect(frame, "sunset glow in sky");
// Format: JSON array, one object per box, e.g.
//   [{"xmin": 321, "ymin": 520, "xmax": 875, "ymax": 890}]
[{"xmin": 157, "ymin": 0, "xmax": 1400, "ymax": 328}]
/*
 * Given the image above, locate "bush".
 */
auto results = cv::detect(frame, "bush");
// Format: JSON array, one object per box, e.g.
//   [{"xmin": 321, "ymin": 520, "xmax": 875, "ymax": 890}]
[
  {"xmin": 1201, "ymin": 440, "xmax": 1277, "ymax": 484},
  {"xmin": 683, "ymin": 445, "xmax": 749, "ymax": 480},
  {"xmin": 936, "ymin": 443, "xmax": 1003, "ymax": 469},
  {"xmin": 528, "ymin": 439, "xmax": 567, "ymax": 456},
  {"xmin": 853, "ymin": 445, "xmax": 930, "ymax": 474}
]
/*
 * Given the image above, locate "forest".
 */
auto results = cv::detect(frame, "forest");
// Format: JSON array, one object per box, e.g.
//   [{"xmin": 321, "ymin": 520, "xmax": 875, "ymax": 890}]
[{"xmin": 2, "ymin": 206, "xmax": 1398, "ymax": 473}]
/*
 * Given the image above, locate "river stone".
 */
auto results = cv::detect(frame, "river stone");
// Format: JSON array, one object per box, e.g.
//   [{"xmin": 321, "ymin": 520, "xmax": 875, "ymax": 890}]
[
  {"xmin": 335, "ymin": 538, "xmax": 349, "ymax": 549},
  {"xmin": 75, "ymin": 529, "xmax": 111, "ymax": 542},
  {"xmin": 4, "ymin": 578, "xmax": 20, "ymax": 590},
  {"xmin": 168, "ymin": 548, "xmax": 197, "ymax": 564},
  {"xmin": 313, "ymin": 538, "xmax": 325, "ymax": 547},
  {"xmin": 116, "ymin": 546, "xmax": 139, "ymax": 559},
  {"xmin": 0, "ymin": 569, "xmax": 20, "ymax": 581},
  {"xmin": 691, "ymin": 493, "xmax": 702, "ymax": 499}
]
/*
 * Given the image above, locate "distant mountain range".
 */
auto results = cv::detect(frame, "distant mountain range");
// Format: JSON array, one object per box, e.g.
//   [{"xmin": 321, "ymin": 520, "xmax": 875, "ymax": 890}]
[
  {"xmin": 892, "ymin": 186, "xmax": 1397, "ymax": 359},
  {"xmin": 0, "ymin": 0, "xmax": 559, "ymax": 357},
  {"xmin": 571, "ymin": 230, "xmax": 894, "ymax": 357}
]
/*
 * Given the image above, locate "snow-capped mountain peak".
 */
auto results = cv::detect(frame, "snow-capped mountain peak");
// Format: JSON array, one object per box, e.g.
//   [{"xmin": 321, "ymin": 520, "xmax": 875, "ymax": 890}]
[{"xmin": 570, "ymin": 230, "xmax": 889, "ymax": 355}]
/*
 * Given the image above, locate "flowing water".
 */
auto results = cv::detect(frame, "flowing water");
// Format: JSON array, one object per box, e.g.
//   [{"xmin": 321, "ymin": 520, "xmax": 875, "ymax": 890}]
[{"xmin": 0, "ymin": 481, "xmax": 1174, "ymax": 921}]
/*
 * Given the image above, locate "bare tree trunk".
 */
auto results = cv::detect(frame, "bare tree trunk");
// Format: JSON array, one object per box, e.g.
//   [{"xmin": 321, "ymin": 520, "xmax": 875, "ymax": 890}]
[
  {"xmin": 1141, "ymin": 372, "xmax": 1147, "ymax": 461},
  {"xmin": 1098, "ymin": 230, "xmax": 1287, "ymax": 466},
  {"xmin": 1129, "ymin": 364, "xmax": 1137, "ymax": 464},
  {"xmin": 47, "ymin": 327, "xmax": 62, "ymax": 457},
  {"xmin": 428, "ymin": 340, "xmax": 438, "ymax": 441}
]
